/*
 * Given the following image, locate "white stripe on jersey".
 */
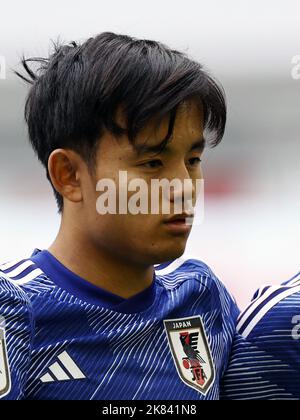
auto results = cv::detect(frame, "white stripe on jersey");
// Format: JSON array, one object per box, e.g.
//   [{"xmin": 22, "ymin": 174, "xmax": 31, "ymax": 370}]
[
  {"xmin": 154, "ymin": 254, "xmax": 200, "ymax": 276},
  {"xmin": 3, "ymin": 260, "xmax": 34, "ymax": 278},
  {"xmin": 286, "ymin": 274, "xmax": 300, "ymax": 286},
  {"xmin": 154, "ymin": 259, "xmax": 186, "ymax": 275},
  {"xmin": 237, "ymin": 285, "xmax": 283, "ymax": 331},
  {"xmin": 0, "ymin": 258, "xmax": 43, "ymax": 286},
  {"xmin": 0, "ymin": 271, "xmax": 24, "ymax": 293},
  {"xmin": 240, "ymin": 284, "xmax": 300, "ymax": 338},
  {"xmin": 0, "ymin": 258, "xmax": 26, "ymax": 271},
  {"xmin": 13, "ymin": 269, "xmax": 43, "ymax": 285},
  {"xmin": 238, "ymin": 272, "xmax": 300, "ymax": 333}
]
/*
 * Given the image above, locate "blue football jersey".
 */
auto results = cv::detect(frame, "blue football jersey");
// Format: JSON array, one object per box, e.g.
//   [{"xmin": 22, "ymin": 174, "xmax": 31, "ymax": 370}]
[
  {"xmin": 221, "ymin": 272, "xmax": 300, "ymax": 400},
  {"xmin": 0, "ymin": 249, "xmax": 239, "ymax": 400}
]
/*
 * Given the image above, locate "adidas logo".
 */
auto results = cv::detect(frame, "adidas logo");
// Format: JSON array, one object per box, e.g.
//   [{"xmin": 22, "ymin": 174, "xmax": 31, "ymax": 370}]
[{"xmin": 40, "ymin": 351, "xmax": 86, "ymax": 383}]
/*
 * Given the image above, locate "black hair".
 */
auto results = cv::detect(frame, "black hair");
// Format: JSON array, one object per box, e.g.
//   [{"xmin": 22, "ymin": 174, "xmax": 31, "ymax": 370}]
[{"xmin": 15, "ymin": 32, "xmax": 226, "ymax": 212}]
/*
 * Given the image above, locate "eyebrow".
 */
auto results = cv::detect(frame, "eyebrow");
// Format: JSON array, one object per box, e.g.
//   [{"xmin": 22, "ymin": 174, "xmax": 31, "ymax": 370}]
[{"xmin": 134, "ymin": 137, "xmax": 206, "ymax": 156}]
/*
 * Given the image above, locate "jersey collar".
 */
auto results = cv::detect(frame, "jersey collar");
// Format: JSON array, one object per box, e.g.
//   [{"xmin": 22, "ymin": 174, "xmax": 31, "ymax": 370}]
[{"xmin": 30, "ymin": 249, "xmax": 158, "ymax": 314}]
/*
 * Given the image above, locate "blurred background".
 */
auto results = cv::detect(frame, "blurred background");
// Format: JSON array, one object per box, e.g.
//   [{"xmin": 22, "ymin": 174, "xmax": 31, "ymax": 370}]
[{"xmin": 0, "ymin": 0, "xmax": 299, "ymax": 308}]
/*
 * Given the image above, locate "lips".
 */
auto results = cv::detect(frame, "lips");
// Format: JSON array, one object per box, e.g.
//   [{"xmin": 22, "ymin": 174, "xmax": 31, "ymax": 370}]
[
  {"xmin": 162, "ymin": 213, "xmax": 194, "ymax": 235},
  {"xmin": 164, "ymin": 213, "xmax": 194, "ymax": 224}
]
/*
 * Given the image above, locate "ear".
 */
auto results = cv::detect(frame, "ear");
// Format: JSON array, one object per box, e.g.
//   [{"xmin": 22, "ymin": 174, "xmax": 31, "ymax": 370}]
[{"xmin": 48, "ymin": 149, "xmax": 83, "ymax": 205}]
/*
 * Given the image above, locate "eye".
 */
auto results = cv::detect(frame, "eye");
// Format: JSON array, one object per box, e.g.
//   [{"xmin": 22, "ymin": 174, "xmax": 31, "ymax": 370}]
[
  {"xmin": 141, "ymin": 159, "xmax": 163, "ymax": 169},
  {"xmin": 188, "ymin": 157, "xmax": 202, "ymax": 166}
]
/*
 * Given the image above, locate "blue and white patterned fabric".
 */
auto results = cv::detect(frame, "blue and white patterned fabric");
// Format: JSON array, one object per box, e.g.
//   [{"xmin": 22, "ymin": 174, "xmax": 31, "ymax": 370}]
[
  {"xmin": 221, "ymin": 272, "xmax": 300, "ymax": 400},
  {"xmin": 0, "ymin": 249, "xmax": 239, "ymax": 400}
]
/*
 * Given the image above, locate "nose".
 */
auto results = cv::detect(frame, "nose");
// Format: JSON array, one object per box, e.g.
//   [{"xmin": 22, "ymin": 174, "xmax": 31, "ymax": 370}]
[
  {"xmin": 168, "ymin": 165, "xmax": 196, "ymax": 210},
  {"xmin": 169, "ymin": 180, "xmax": 194, "ymax": 204}
]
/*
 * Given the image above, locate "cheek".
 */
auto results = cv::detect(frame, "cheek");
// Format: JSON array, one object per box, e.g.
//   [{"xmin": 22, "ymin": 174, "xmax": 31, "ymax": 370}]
[
  {"xmin": 91, "ymin": 213, "xmax": 159, "ymax": 253},
  {"xmin": 191, "ymin": 163, "xmax": 203, "ymax": 178},
  {"xmin": 190, "ymin": 166, "xmax": 203, "ymax": 192},
  {"xmin": 81, "ymin": 172, "xmax": 98, "ymax": 209},
  {"xmin": 199, "ymin": 164, "xmax": 203, "ymax": 178},
  {"xmin": 87, "ymin": 164, "xmax": 121, "ymax": 212}
]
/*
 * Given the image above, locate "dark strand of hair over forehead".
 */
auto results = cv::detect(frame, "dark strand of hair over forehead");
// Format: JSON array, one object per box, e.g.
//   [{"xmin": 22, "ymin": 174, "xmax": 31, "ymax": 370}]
[{"xmin": 15, "ymin": 32, "xmax": 226, "ymax": 212}]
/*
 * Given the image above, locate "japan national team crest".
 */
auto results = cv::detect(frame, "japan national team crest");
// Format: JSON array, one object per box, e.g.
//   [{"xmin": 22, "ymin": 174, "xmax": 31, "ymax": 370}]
[
  {"xmin": 164, "ymin": 316, "xmax": 215, "ymax": 394},
  {"xmin": 0, "ymin": 317, "xmax": 10, "ymax": 398}
]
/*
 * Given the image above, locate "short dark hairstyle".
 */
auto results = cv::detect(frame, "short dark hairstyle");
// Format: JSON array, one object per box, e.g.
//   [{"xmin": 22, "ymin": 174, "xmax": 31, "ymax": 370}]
[{"xmin": 15, "ymin": 32, "xmax": 226, "ymax": 212}]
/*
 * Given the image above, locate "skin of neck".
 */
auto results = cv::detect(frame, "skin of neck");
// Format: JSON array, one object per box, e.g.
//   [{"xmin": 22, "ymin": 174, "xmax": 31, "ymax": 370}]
[{"xmin": 48, "ymin": 211, "xmax": 155, "ymax": 300}]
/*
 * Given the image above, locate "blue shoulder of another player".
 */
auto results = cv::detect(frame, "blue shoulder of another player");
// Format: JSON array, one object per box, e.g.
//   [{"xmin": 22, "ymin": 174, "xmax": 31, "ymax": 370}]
[
  {"xmin": 221, "ymin": 271, "xmax": 300, "ymax": 400},
  {"xmin": 236, "ymin": 271, "xmax": 300, "ymax": 339}
]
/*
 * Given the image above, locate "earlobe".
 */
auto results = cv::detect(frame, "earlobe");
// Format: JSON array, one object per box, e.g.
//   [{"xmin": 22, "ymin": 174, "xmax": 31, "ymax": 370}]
[{"xmin": 48, "ymin": 149, "xmax": 83, "ymax": 205}]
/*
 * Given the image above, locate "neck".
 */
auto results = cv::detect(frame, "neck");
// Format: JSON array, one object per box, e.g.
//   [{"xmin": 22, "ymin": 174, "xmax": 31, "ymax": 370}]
[{"xmin": 48, "ymin": 219, "xmax": 154, "ymax": 299}]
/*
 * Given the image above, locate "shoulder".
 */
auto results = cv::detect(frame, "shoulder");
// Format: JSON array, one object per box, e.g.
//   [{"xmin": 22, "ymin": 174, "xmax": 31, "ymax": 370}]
[
  {"xmin": 0, "ymin": 271, "xmax": 31, "ymax": 308},
  {"xmin": 155, "ymin": 254, "xmax": 219, "ymax": 283},
  {"xmin": 237, "ymin": 271, "xmax": 300, "ymax": 339},
  {"xmin": 0, "ymin": 270, "xmax": 35, "ymax": 400},
  {"xmin": 155, "ymin": 255, "xmax": 239, "ymax": 318},
  {"xmin": 156, "ymin": 255, "xmax": 234, "ymax": 293},
  {"xmin": 0, "ymin": 270, "xmax": 34, "ymax": 336},
  {"xmin": 0, "ymin": 256, "xmax": 55, "ymax": 298}
]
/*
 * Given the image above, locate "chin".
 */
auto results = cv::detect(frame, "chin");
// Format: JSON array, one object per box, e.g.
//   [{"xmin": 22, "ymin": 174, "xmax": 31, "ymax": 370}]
[{"xmin": 152, "ymin": 243, "xmax": 187, "ymax": 265}]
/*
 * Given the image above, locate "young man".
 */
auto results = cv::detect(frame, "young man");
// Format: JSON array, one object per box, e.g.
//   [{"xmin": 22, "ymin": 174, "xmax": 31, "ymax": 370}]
[
  {"xmin": 221, "ymin": 271, "xmax": 300, "ymax": 400},
  {"xmin": 0, "ymin": 32, "xmax": 238, "ymax": 400}
]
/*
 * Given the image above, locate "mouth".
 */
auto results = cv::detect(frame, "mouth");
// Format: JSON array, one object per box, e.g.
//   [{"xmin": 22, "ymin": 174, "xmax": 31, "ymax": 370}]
[{"xmin": 163, "ymin": 213, "xmax": 194, "ymax": 234}]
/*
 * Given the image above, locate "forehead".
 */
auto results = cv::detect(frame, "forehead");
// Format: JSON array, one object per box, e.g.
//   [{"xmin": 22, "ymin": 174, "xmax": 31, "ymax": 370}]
[
  {"xmin": 99, "ymin": 98, "xmax": 204, "ymax": 158},
  {"xmin": 135, "ymin": 98, "xmax": 204, "ymax": 149}
]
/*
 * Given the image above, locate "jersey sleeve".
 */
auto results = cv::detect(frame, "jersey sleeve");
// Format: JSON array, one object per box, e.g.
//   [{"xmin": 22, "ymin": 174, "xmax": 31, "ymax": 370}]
[
  {"xmin": 197, "ymin": 261, "xmax": 241, "ymax": 379},
  {"xmin": 221, "ymin": 272, "xmax": 300, "ymax": 400},
  {"xmin": 0, "ymin": 275, "xmax": 33, "ymax": 400}
]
